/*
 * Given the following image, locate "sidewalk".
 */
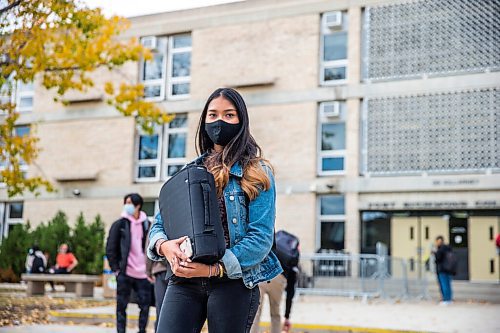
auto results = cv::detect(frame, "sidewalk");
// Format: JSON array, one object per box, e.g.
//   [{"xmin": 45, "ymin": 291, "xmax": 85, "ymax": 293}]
[{"xmin": 47, "ymin": 295, "xmax": 500, "ymax": 333}]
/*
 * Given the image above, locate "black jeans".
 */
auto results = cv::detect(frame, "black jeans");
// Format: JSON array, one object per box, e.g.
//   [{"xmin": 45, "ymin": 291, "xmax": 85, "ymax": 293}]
[
  {"xmin": 116, "ymin": 273, "xmax": 151, "ymax": 333},
  {"xmin": 157, "ymin": 276, "xmax": 260, "ymax": 333},
  {"xmin": 153, "ymin": 271, "xmax": 168, "ymax": 332}
]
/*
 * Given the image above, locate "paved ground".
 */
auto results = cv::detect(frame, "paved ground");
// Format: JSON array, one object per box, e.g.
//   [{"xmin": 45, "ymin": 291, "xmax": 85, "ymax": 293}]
[
  {"xmin": 1, "ymin": 283, "xmax": 499, "ymax": 333},
  {"xmin": 49, "ymin": 295, "xmax": 500, "ymax": 333}
]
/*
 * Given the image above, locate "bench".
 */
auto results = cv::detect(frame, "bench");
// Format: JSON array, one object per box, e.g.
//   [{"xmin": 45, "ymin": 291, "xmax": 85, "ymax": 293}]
[{"xmin": 21, "ymin": 274, "xmax": 100, "ymax": 297}]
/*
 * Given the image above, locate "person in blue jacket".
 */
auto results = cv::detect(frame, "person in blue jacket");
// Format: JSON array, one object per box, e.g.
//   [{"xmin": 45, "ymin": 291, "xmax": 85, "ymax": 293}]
[{"xmin": 148, "ymin": 87, "xmax": 282, "ymax": 333}]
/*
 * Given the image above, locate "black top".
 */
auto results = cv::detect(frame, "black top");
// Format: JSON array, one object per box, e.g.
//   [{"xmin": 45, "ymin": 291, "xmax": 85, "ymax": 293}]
[
  {"xmin": 217, "ymin": 195, "xmax": 230, "ymax": 248},
  {"xmin": 435, "ymin": 244, "xmax": 451, "ymax": 273},
  {"xmin": 283, "ymin": 266, "xmax": 297, "ymax": 319}
]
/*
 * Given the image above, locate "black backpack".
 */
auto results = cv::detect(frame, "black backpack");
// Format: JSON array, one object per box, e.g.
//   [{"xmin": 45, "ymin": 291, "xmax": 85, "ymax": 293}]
[
  {"xmin": 275, "ymin": 230, "xmax": 300, "ymax": 269},
  {"xmin": 442, "ymin": 249, "xmax": 458, "ymax": 276},
  {"xmin": 159, "ymin": 163, "xmax": 225, "ymax": 264}
]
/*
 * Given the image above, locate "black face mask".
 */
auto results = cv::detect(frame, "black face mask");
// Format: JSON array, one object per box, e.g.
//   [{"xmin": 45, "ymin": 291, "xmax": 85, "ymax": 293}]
[{"xmin": 205, "ymin": 120, "xmax": 241, "ymax": 146}]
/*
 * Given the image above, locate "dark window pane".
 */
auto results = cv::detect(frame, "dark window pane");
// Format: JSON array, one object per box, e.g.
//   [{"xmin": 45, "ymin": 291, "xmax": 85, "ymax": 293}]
[
  {"xmin": 361, "ymin": 212, "xmax": 391, "ymax": 254},
  {"xmin": 15, "ymin": 126, "xmax": 30, "ymax": 137},
  {"xmin": 321, "ymin": 222, "xmax": 345, "ymax": 250},
  {"xmin": 139, "ymin": 135, "xmax": 159, "ymax": 160},
  {"xmin": 168, "ymin": 164, "xmax": 183, "ymax": 176},
  {"xmin": 324, "ymin": 32, "xmax": 347, "ymax": 61},
  {"xmin": 169, "ymin": 114, "xmax": 187, "ymax": 128},
  {"xmin": 320, "ymin": 195, "xmax": 345, "ymax": 215},
  {"xmin": 322, "ymin": 157, "xmax": 344, "ymax": 171},
  {"xmin": 324, "ymin": 67, "xmax": 346, "ymax": 81},
  {"xmin": 8, "ymin": 202, "xmax": 23, "ymax": 219},
  {"xmin": 172, "ymin": 52, "xmax": 191, "ymax": 77},
  {"xmin": 322, "ymin": 123, "xmax": 345, "ymax": 150},
  {"xmin": 172, "ymin": 83, "xmax": 190, "ymax": 96},
  {"xmin": 173, "ymin": 35, "xmax": 192, "ymax": 48},
  {"xmin": 138, "ymin": 166, "xmax": 156, "ymax": 178},
  {"xmin": 144, "ymin": 85, "xmax": 162, "ymax": 98},
  {"xmin": 143, "ymin": 53, "xmax": 164, "ymax": 80},
  {"xmin": 168, "ymin": 133, "xmax": 186, "ymax": 158},
  {"xmin": 142, "ymin": 201, "xmax": 156, "ymax": 217}
]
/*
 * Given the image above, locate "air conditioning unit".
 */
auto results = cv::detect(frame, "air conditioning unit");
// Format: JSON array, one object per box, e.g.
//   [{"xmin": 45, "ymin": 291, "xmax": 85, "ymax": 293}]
[
  {"xmin": 324, "ymin": 11, "xmax": 342, "ymax": 29},
  {"xmin": 320, "ymin": 101, "xmax": 341, "ymax": 118},
  {"xmin": 141, "ymin": 36, "xmax": 157, "ymax": 50}
]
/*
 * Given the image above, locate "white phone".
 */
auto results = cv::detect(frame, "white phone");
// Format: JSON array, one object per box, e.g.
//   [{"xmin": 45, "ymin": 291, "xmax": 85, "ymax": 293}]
[{"xmin": 180, "ymin": 237, "xmax": 193, "ymax": 258}]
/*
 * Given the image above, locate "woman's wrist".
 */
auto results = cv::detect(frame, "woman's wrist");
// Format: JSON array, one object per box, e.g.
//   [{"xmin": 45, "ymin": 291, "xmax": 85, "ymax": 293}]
[{"xmin": 155, "ymin": 239, "xmax": 168, "ymax": 256}]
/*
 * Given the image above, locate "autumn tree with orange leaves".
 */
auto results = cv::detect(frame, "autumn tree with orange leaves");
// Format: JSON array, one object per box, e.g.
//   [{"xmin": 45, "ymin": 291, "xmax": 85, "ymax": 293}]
[{"xmin": 0, "ymin": 0, "xmax": 171, "ymax": 197}]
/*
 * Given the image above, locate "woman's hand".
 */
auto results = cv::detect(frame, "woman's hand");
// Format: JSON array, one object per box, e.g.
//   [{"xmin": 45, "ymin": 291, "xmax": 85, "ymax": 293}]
[
  {"xmin": 159, "ymin": 236, "xmax": 191, "ymax": 266},
  {"xmin": 171, "ymin": 258, "xmax": 211, "ymax": 278}
]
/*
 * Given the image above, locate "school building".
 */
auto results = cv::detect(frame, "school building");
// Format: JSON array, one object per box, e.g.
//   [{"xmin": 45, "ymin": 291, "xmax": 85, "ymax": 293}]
[{"xmin": 1, "ymin": 0, "xmax": 499, "ymax": 283}]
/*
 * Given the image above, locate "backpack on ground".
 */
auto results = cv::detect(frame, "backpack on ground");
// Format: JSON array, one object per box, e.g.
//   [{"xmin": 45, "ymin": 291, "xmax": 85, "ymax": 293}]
[
  {"xmin": 275, "ymin": 230, "xmax": 300, "ymax": 269},
  {"xmin": 159, "ymin": 164, "xmax": 225, "ymax": 264}
]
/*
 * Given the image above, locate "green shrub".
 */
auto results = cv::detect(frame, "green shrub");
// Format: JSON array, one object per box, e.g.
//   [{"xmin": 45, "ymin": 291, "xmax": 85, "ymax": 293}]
[
  {"xmin": 70, "ymin": 213, "xmax": 105, "ymax": 275},
  {"xmin": 0, "ymin": 211, "xmax": 106, "ymax": 281}
]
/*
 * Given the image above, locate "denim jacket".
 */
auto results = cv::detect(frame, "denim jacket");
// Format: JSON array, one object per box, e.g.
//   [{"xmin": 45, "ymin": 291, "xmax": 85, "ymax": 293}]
[{"xmin": 147, "ymin": 155, "xmax": 283, "ymax": 289}]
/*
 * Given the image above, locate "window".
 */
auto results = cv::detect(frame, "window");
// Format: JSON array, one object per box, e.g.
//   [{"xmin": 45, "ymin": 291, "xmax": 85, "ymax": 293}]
[
  {"xmin": 135, "ymin": 114, "xmax": 188, "ymax": 182},
  {"xmin": 1, "ymin": 202, "xmax": 24, "ymax": 239},
  {"xmin": 140, "ymin": 34, "xmax": 191, "ymax": 101},
  {"xmin": 142, "ymin": 199, "xmax": 159, "ymax": 222},
  {"xmin": 0, "ymin": 79, "xmax": 34, "ymax": 113},
  {"xmin": 318, "ymin": 195, "xmax": 345, "ymax": 251},
  {"xmin": 320, "ymin": 11, "xmax": 348, "ymax": 85},
  {"xmin": 318, "ymin": 101, "xmax": 346, "ymax": 175},
  {"xmin": 0, "ymin": 126, "xmax": 30, "ymax": 184},
  {"xmin": 15, "ymin": 81, "xmax": 34, "ymax": 112}
]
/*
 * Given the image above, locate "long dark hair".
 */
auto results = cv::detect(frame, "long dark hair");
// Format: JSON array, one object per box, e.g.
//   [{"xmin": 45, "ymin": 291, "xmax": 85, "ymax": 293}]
[
  {"xmin": 195, "ymin": 88, "xmax": 272, "ymax": 200},
  {"xmin": 196, "ymin": 87, "xmax": 260, "ymax": 166}
]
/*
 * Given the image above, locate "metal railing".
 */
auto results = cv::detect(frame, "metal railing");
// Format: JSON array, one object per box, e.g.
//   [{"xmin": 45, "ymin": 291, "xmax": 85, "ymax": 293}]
[{"xmin": 296, "ymin": 252, "xmax": 430, "ymax": 300}]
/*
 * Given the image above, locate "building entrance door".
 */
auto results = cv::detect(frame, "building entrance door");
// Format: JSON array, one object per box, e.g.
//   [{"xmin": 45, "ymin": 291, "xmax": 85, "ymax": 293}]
[{"xmin": 449, "ymin": 216, "xmax": 469, "ymax": 280}]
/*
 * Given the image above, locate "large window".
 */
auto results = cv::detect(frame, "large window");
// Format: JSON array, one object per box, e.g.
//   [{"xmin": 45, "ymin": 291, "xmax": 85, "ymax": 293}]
[
  {"xmin": 362, "ymin": 89, "xmax": 500, "ymax": 175},
  {"xmin": 318, "ymin": 195, "xmax": 345, "ymax": 251},
  {"xmin": 135, "ymin": 114, "xmax": 188, "ymax": 182},
  {"xmin": 318, "ymin": 101, "xmax": 346, "ymax": 175},
  {"xmin": 320, "ymin": 11, "xmax": 348, "ymax": 85},
  {"xmin": 0, "ymin": 202, "xmax": 24, "ymax": 240},
  {"xmin": 140, "ymin": 34, "xmax": 191, "ymax": 101},
  {"xmin": 364, "ymin": 0, "xmax": 500, "ymax": 81}
]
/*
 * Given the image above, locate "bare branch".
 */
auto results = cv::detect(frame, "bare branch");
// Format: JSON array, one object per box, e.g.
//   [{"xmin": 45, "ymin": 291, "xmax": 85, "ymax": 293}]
[{"xmin": 0, "ymin": 0, "xmax": 22, "ymax": 15}]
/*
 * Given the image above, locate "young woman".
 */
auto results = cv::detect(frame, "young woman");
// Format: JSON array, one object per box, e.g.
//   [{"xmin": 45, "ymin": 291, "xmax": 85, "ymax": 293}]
[{"xmin": 148, "ymin": 87, "xmax": 282, "ymax": 333}]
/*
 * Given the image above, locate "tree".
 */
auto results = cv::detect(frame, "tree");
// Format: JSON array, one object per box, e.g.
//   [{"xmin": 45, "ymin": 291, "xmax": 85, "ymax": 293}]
[
  {"xmin": 0, "ymin": 0, "xmax": 172, "ymax": 197},
  {"xmin": 31, "ymin": 210, "xmax": 71, "ymax": 265},
  {"xmin": 70, "ymin": 213, "xmax": 105, "ymax": 274},
  {"xmin": 0, "ymin": 222, "xmax": 33, "ymax": 281}
]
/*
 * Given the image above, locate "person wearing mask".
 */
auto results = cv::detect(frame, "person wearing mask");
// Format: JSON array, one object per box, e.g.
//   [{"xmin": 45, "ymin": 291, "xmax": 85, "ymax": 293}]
[
  {"xmin": 25, "ymin": 245, "xmax": 48, "ymax": 274},
  {"xmin": 106, "ymin": 193, "xmax": 151, "ymax": 333},
  {"xmin": 148, "ymin": 87, "xmax": 282, "ymax": 333},
  {"xmin": 433, "ymin": 235, "xmax": 454, "ymax": 305}
]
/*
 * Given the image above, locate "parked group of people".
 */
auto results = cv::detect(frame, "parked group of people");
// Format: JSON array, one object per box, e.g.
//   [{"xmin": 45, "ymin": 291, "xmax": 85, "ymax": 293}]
[{"xmin": 26, "ymin": 243, "xmax": 78, "ymax": 275}]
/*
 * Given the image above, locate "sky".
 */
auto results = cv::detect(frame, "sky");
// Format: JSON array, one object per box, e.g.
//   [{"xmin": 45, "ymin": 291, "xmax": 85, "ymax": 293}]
[{"xmin": 83, "ymin": 0, "xmax": 244, "ymax": 18}]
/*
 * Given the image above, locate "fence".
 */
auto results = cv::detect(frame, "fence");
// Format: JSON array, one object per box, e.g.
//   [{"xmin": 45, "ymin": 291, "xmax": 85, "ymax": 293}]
[{"xmin": 296, "ymin": 252, "xmax": 430, "ymax": 300}]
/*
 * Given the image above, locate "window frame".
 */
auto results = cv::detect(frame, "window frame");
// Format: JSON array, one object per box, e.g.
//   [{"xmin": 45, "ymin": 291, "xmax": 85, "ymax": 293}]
[
  {"xmin": 135, "ymin": 114, "xmax": 188, "ymax": 183},
  {"xmin": 320, "ymin": 11, "xmax": 349, "ymax": 86},
  {"xmin": 140, "ymin": 37, "xmax": 168, "ymax": 102},
  {"xmin": 317, "ymin": 101, "xmax": 347, "ymax": 176},
  {"xmin": 15, "ymin": 81, "xmax": 34, "ymax": 113},
  {"xmin": 167, "ymin": 34, "xmax": 192, "ymax": 100},
  {"xmin": 3, "ymin": 202, "xmax": 24, "ymax": 239},
  {"xmin": 162, "ymin": 115, "xmax": 188, "ymax": 180},
  {"xmin": 317, "ymin": 195, "xmax": 346, "ymax": 251},
  {"xmin": 134, "ymin": 125, "xmax": 163, "ymax": 182}
]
